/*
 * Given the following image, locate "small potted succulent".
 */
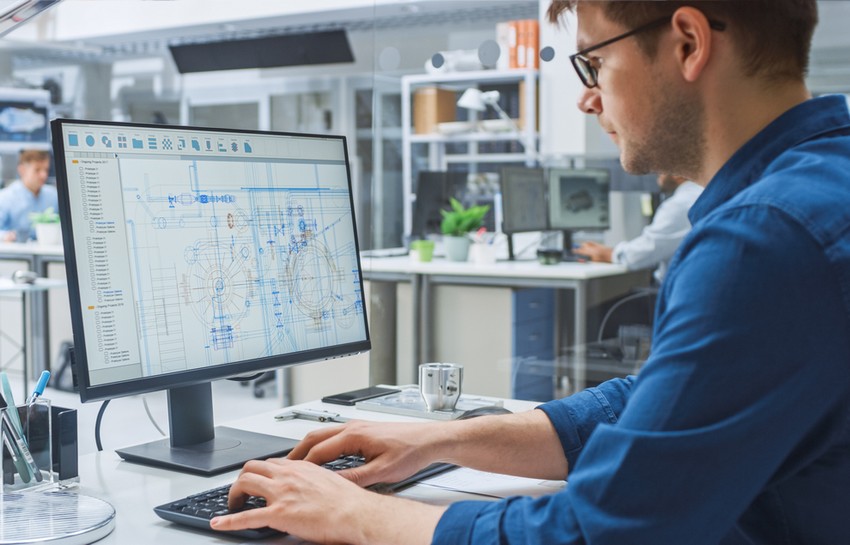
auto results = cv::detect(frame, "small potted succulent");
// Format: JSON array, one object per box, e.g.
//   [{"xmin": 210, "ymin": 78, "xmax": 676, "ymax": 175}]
[
  {"xmin": 29, "ymin": 207, "xmax": 61, "ymax": 246},
  {"xmin": 439, "ymin": 198, "xmax": 490, "ymax": 262}
]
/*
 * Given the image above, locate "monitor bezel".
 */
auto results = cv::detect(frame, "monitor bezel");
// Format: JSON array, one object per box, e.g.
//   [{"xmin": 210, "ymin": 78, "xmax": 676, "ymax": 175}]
[
  {"xmin": 546, "ymin": 167, "xmax": 611, "ymax": 232},
  {"xmin": 52, "ymin": 118, "xmax": 371, "ymax": 404}
]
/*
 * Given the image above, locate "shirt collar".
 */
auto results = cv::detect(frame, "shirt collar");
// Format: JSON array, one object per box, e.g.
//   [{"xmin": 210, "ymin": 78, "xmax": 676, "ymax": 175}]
[{"xmin": 689, "ymin": 94, "xmax": 850, "ymax": 224}]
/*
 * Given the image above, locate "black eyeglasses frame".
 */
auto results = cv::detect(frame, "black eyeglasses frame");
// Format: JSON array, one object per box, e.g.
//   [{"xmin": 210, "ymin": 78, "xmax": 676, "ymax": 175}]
[{"xmin": 569, "ymin": 16, "xmax": 727, "ymax": 89}]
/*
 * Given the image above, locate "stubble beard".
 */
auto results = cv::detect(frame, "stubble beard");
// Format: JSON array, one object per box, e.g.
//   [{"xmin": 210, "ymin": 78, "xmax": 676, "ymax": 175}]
[{"xmin": 619, "ymin": 87, "xmax": 705, "ymax": 178}]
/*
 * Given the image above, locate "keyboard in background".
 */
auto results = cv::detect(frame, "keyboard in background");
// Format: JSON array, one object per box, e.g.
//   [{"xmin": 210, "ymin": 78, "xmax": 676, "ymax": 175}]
[{"xmin": 154, "ymin": 455, "xmax": 455, "ymax": 539}]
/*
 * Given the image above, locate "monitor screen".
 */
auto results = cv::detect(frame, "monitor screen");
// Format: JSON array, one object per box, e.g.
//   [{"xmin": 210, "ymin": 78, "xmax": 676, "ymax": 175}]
[
  {"xmin": 52, "ymin": 119, "xmax": 370, "ymax": 474},
  {"xmin": 547, "ymin": 168, "xmax": 610, "ymax": 231},
  {"xmin": 0, "ymin": 89, "xmax": 51, "ymax": 152},
  {"xmin": 411, "ymin": 170, "xmax": 467, "ymax": 237},
  {"xmin": 500, "ymin": 167, "xmax": 548, "ymax": 234}
]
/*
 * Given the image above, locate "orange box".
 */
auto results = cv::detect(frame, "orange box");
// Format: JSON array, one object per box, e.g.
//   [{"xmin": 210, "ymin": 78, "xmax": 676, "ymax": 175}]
[{"xmin": 413, "ymin": 87, "xmax": 456, "ymax": 134}]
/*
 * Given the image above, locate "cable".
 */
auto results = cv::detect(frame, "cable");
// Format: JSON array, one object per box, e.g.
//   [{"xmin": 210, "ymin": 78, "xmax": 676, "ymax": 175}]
[
  {"xmin": 95, "ymin": 399, "xmax": 110, "ymax": 452},
  {"xmin": 143, "ymin": 396, "xmax": 166, "ymax": 436},
  {"xmin": 596, "ymin": 290, "xmax": 657, "ymax": 343}
]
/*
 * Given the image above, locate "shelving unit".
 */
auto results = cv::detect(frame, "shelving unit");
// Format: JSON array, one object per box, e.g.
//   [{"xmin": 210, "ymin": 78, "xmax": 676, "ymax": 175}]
[{"xmin": 400, "ymin": 68, "xmax": 540, "ymax": 237}]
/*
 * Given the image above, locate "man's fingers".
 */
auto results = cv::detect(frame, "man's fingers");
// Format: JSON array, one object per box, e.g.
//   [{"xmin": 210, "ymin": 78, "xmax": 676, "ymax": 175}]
[
  {"xmin": 287, "ymin": 426, "xmax": 346, "ymax": 460},
  {"xmin": 211, "ymin": 507, "xmax": 276, "ymax": 532}
]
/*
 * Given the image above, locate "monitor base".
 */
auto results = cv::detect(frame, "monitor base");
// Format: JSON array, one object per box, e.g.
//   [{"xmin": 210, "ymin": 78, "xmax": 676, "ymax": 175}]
[{"xmin": 116, "ymin": 426, "xmax": 298, "ymax": 476}]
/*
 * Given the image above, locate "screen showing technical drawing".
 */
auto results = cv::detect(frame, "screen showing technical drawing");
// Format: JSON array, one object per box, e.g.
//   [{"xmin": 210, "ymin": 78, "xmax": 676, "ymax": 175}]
[{"xmin": 57, "ymin": 122, "xmax": 368, "ymax": 387}]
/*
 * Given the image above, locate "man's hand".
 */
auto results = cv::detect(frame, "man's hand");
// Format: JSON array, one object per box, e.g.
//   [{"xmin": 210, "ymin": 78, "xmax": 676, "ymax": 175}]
[
  {"xmin": 2, "ymin": 231, "xmax": 16, "ymax": 242},
  {"xmin": 574, "ymin": 241, "xmax": 613, "ymax": 263},
  {"xmin": 211, "ymin": 458, "xmax": 443, "ymax": 545},
  {"xmin": 287, "ymin": 420, "xmax": 442, "ymax": 487}
]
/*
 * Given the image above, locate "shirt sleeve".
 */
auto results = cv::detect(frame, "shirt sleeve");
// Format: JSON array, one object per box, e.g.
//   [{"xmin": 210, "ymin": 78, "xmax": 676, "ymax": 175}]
[
  {"xmin": 611, "ymin": 189, "xmax": 695, "ymax": 271},
  {"xmin": 432, "ymin": 204, "xmax": 850, "ymax": 545}
]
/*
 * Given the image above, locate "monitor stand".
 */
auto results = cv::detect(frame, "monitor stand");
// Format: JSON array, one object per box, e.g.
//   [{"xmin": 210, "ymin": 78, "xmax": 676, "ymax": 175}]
[
  {"xmin": 116, "ymin": 382, "xmax": 298, "ymax": 476},
  {"xmin": 561, "ymin": 230, "xmax": 586, "ymax": 262}
]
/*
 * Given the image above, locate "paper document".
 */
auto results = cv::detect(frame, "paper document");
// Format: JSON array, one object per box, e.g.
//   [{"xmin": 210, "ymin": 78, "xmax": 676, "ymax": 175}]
[{"xmin": 420, "ymin": 467, "xmax": 565, "ymax": 499}]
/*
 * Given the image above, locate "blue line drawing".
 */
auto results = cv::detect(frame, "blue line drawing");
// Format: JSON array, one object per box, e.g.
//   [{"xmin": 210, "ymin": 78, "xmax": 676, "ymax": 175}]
[{"xmin": 116, "ymin": 155, "xmax": 365, "ymax": 376}]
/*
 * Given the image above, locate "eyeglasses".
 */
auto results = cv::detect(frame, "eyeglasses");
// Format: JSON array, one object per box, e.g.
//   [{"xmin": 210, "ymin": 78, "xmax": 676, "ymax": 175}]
[{"xmin": 570, "ymin": 16, "xmax": 727, "ymax": 88}]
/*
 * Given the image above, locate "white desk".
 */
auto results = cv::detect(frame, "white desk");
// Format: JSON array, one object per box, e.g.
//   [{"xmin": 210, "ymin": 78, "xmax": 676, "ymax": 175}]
[
  {"xmin": 0, "ymin": 243, "xmax": 66, "ymax": 383},
  {"xmin": 0, "ymin": 277, "xmax": 66, "ymax": 397},
  {"xmin": 72, "ymin": 397, "xmax": 554, "ymax": 544},
  {"xmin": 361, "ymin": 256, "xmax": 649, "ymax": 392}
]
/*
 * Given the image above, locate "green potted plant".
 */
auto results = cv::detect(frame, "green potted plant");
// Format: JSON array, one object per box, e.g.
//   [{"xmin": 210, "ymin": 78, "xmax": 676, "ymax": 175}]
[
  {"xmin": 29, "ymin": 207, "xmax": 61, "ymax": 246},
  {"xmin": 440, "ymin": 198, "xmax": 490, "ymax": 262}
]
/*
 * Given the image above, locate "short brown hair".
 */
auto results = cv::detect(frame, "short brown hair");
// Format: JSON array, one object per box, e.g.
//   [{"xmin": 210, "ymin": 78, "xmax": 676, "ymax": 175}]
[
  {"xmin": 18, "ymin": 149, "xmax": 51, "ymax": 165},
  {"xmin": 547, "ymin": 1, "xmax": 818, "ymax": 82}
]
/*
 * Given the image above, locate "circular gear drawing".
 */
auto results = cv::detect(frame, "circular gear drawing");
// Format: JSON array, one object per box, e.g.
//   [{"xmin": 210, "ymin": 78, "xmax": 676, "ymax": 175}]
[
  {"xmin": 184, "ymin": 241, "xmax": 253, "ymax": 326},
  {"xmin": 285, "ymin": 241, "xmax": 342, "ymax": 320}
]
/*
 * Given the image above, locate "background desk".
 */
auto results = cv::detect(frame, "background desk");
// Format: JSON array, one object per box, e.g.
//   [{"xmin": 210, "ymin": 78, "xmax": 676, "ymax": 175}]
[
  {"xmin": 74, "ymin": 396, "xmax": 551, "ymax": 544},
  {"xmin": 0, "ymin": 277, "xmax": 66, "ymax": 397},
  {"xmin": 0, "ymin": 243, "xmax": 67, "ymax": 384},
  {"xmin": 361, "ymin": 256, "xmax": 650, "ymax": 398}
]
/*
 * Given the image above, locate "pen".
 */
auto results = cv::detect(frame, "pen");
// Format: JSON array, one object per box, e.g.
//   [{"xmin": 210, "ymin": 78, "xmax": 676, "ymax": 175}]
[
  {"xmin": 0, "ymin": 393, "xmax": 42, "ymax": 483},
  {"xmin": 26, "ymin": 370, "xmax": 51, "ymax": 405},
  {"xmin": 274, "ymin": 408, "xmax": 350, "ymax": 423}
]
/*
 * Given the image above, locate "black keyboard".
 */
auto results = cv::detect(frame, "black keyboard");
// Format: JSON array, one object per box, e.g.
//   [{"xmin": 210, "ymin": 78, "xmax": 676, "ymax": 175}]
[{"xmin": 154, "ymin": 455, "xmax": 455, "ymax": 539}]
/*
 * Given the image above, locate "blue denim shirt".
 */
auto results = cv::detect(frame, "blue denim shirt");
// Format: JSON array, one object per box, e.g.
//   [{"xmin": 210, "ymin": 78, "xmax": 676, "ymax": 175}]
[
  {"xmin": 0, "ymin": 180, "xmax": 59, "ymax": 240},
  {"xmin": 433, "ymin": 95, "xmax": 850, "ymax": 544}
]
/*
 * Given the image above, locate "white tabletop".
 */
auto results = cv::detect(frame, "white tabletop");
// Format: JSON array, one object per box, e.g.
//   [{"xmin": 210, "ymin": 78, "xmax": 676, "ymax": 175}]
[
  {"xmin": 72, "ymin": 397, "xmax": 551, "ymax": 544},
  {"xmin": 360, "ymin": 255, "xmax": 630, "ymax": 281},
  {"xmin": 0, "ymin": 277, "xmax": 66, "ymax": 292},
  {"xmin": 0, "ymin": 242, "xmax": 65, "ymax": 258}
]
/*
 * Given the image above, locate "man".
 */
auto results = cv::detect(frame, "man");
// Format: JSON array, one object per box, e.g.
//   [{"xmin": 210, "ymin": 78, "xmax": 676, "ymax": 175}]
[
  {"xmin": 0, "ymin": 149, "xmax": 58, "ymax": 242},
  {"xmin": 575, "ymin": 173, "xmax": 702, "ymax": 282},
  {"xmin": 213, "ymin": 1, "xmax": 850, "ymax": 543}
]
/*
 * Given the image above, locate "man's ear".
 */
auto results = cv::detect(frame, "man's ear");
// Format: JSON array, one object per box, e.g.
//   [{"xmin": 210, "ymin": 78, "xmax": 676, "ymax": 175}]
[{"xmin": 670, "ymin": 7, "xmax": 714, "ymax": 83}]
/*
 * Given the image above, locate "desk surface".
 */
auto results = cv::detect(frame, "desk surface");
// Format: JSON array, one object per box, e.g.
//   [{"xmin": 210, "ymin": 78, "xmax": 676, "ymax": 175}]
[
  {"xmin": 0, "ymin": 277, "xmax": 66, "ymax": 292},
  {"xmin": 0, "ymin": 242, "xmax": 64, "ymax": 258},
  {"xmin": 74, "ymin": 397, "xmax": 550, "ymax": 544},
  {"xmin": 361, "ymin": 255, "xmax": 630, "ymax": 281}
]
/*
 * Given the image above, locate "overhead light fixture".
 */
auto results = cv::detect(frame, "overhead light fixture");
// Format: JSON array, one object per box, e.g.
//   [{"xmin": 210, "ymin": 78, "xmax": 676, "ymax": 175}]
[{"xmin": 456, "ymin": 88, "xmax": 521, "ymax": 136}]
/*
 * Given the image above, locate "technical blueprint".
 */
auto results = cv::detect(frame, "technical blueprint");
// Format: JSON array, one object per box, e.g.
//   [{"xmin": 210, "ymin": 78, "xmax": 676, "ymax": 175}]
[{"xmin": 118, "ymin": 156, "xmax": 366, "ymax": 376}]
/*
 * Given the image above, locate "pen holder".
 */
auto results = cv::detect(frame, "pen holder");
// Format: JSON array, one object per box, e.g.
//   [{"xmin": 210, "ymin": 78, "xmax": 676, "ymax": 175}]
[{"xmin": 2, "ymin": 399, "xmax": 78, "ymax": 492}]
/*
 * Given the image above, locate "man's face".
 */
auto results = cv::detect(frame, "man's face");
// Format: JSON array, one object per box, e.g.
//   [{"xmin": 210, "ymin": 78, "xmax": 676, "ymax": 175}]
[
  {"xmin": 18, "ymin": 159, "xmax": 50, "ymax": 193},
  {"xmin": 574, "ymin": 4, "xmax": 705, "ymax": 177}
]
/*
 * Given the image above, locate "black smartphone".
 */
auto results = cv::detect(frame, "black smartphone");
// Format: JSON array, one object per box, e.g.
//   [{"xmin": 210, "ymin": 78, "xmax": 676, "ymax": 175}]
[{"xmin": 322, "ymin": 386, "xmax": 400, "ymax": 406}]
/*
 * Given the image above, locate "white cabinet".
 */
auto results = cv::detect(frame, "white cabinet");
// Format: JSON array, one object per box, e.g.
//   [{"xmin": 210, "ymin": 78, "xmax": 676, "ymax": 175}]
[{"xmin": 400, "ymin": 69, "xmax": 540, "ymax": 237}]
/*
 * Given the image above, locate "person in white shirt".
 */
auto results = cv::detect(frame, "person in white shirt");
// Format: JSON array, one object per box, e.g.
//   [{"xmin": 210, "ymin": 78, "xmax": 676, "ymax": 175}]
[{"xmin": 575, "ymin": 174, "xmax": 702, "ymax": 282}]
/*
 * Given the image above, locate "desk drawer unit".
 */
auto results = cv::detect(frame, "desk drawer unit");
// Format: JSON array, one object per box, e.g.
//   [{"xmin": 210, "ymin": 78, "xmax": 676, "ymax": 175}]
[{"xmin": 512, "ymin": 288, "xmax": 556, "ymax": 401}]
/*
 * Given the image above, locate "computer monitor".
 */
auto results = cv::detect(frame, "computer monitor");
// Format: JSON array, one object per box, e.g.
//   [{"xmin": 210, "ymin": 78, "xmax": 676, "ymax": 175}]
[
  {"xmin": 410, "ymin": 170, "xmax": 467, "ymax": 237},
  {"xmin": 500, "ymin": 167, "xmax": 548, "ymax": 234},
  {"xmin": 0, "ymin": 88, "xmax": 51, "ymax": 153},
  {"xmin": 547, "ymin": 167, "xmax": 610, "ymax": 251},
  {"xmin": 499, "ymin": 167, "xmax": 548, "ymax": 260},
  {"xmin": 51, "ymin": 119, "xmax": 370, "ymax": 475}
]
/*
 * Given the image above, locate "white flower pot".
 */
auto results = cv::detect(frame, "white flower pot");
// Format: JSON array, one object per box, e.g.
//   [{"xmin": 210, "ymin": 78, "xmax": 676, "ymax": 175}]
[
  {"xmin": 34, "ymin": 223, "xmax": 62, "ymax": 246},
  {"xmin": 443, "ymin": 235, "xmax": 471, "ymax": 262}
]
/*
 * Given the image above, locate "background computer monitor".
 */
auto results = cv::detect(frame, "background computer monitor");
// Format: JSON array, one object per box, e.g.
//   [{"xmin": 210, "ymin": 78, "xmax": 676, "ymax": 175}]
[
  {"xmin": 52, "ymin": 119, "xmax": 370, "ymax": 475},
  {"xmin": 500, "ymin": 167, "xmax": 548, "ymax": 260},
  {"xmin": 500, "ymin": 167, "xmax": 548, "ymax": 234},
  {"xmin": 547, "ymin": 167, "xmax": 611, "ymax": 250},
  {"xmin": 411, "ymin": 170, "xmax": 467, "ymax": 237}
]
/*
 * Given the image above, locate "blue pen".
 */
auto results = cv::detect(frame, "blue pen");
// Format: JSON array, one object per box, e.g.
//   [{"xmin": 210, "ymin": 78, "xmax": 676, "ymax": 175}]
[{"xmin": 26, "ymin": 370, "xmax": 50, "ymax": 405}]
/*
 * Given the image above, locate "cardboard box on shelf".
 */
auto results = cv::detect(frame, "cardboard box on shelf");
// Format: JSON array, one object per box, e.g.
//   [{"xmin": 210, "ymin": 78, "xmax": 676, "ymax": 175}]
[
  {"xmin": 519, "ymin": 80, "xmax": 538, "ymax": 131},
  {"xmin": 413, "ymin": 87, "xmax": 456, "ymax": 134}
]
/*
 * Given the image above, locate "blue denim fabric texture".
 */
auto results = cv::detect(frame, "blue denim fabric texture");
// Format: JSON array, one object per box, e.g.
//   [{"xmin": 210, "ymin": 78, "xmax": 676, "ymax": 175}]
[{"xmin": 433, "ymin": 95, "xmax": 850, "ymax": 544}]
